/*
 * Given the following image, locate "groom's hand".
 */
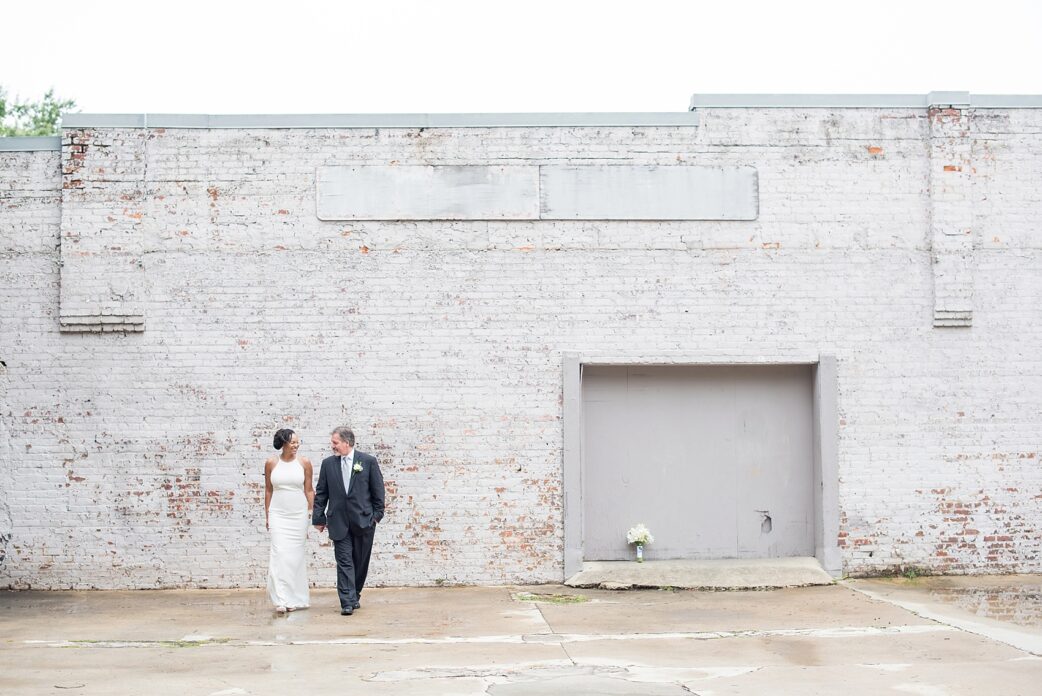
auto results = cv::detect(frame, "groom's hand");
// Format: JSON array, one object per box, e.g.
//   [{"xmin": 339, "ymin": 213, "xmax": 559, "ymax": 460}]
[{"xmin": 314, "ymin": 524, "xmax": 325, "ymax": 533}]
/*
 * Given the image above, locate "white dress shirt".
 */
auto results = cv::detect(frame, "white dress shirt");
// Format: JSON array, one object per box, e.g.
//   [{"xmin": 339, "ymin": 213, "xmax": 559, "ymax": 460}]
[{"xmin": 340, "ymin": 451, "xmax": 354, "ymax": 493}]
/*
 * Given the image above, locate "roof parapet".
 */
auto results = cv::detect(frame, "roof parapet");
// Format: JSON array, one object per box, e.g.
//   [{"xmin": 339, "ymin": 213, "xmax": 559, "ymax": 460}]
[
  {"xmin": 688, "ymin": 92, "xmax": 1042, "ymax": 109},
  {"xmin": 0, "ymin": 136, "xmax": 62, "ymax": 151},
  {"xmin": 59, "ymin": 112, "xmax": 700, "ymax": 130}
]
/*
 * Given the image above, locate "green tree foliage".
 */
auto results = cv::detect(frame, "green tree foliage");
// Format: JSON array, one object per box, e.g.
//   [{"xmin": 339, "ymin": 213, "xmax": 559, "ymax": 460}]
[{"xmin": 0, "ymin": 87, "xmax": 77, "ymax": 136}]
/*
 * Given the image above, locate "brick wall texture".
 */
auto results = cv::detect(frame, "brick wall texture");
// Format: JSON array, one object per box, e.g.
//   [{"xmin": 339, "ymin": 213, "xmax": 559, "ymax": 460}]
[{"xmin": 1, "ymin": 106, "xmax": 1041, "ymax": 589}]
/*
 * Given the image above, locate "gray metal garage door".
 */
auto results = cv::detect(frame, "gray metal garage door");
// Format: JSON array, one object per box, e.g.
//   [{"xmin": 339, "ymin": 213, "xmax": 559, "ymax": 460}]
[{"xmin": 582, "ymin": 365, "xmax": 815, "ymax": 560}]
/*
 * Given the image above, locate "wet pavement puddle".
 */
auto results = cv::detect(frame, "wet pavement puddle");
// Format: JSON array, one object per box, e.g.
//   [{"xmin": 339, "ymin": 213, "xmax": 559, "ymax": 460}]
[{"xmin": 922, "ymin": 584, "xmax": 1042, "ymax": 628}]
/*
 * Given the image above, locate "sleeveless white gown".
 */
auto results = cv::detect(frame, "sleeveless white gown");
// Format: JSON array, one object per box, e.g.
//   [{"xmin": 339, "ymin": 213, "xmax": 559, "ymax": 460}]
[{"xmin": 267, "ymin": 458, "xmax": 310, "ymax": 609}]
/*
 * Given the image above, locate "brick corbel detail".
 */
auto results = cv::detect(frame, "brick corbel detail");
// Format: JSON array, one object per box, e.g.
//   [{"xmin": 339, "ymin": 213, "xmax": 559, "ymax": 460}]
[
  {"xmin": 928, "ymin": 105, "xmax": 974, "ymax": 328},
  {"xmin": 59, "ymin": 128, "xmax": 147, "ymax": 332}
]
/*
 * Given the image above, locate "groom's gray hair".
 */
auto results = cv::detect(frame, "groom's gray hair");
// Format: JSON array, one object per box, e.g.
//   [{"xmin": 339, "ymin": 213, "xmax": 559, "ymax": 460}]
[{"xmin": 332, "ymin": 426, "xmax": 355, "ymax": 446}]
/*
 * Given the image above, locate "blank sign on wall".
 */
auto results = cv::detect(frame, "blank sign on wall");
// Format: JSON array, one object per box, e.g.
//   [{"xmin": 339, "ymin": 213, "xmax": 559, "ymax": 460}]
[
  {"xmin": 316, "ymin": 165, "xmax": 758, "ymax": 221},
  {"xmin": 540, "ymin": 165, "xmax": 759, "ymax": 220},
  {"xmin": 317, "ymin": 165, "xmax": 540, "ymax": 220}
]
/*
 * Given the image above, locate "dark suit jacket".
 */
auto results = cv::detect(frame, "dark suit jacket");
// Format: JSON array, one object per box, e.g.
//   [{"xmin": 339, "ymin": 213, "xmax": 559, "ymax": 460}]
[{"xmin": 312, "ymin": 450, "xmax": 385, "ymax": 541}]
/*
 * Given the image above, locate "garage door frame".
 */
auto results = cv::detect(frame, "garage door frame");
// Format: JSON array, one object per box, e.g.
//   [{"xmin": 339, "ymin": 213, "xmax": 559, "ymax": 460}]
[{"xmin": 562, "ymin": 352, "xmax": 840, "ymax": 579}]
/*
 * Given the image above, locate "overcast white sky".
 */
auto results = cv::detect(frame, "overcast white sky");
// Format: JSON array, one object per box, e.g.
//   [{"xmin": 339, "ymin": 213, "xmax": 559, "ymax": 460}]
[{"xmin": 2, "ymin": 0, "xmax": 1041, "ymax": 114}]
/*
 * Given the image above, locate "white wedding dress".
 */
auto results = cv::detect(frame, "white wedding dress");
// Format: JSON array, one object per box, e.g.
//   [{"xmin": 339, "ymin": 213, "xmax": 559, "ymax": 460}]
[{"xmin": 267, "ymin": 457, "xmax": 310, "ymax": 609}]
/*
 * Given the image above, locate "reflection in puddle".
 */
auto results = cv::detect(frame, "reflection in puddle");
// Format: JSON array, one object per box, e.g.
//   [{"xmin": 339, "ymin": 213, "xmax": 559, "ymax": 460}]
[
  {"xmin": 926, "ymin": 585, "xmax": 1042, "ymax": 628},
  {"xmin": 283, "ymin": 610, "xmax": 311, "ymax": 625}
]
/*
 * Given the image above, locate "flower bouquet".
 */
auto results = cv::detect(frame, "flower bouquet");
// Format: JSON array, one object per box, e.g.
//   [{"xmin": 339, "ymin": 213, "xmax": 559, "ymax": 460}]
[{"xmin": 626, "ymin": 523, "xmax": 654, "ymax": 562}]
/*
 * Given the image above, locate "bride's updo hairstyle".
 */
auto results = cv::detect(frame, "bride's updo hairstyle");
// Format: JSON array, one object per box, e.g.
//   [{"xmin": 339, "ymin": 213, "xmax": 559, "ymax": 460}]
[{"xmin": 273, "ymin": 428, "xmax": 296, "ymax": 450}]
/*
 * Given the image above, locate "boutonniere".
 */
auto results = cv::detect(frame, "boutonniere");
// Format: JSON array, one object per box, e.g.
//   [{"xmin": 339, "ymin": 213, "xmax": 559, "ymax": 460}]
[{"xmin": 352, "ymin": 462, "xmax": 363, "ymax": 474}]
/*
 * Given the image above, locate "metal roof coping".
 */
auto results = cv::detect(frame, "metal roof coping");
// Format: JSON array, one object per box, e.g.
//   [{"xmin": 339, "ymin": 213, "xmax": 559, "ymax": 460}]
[
  {"xmin": 59, "ymin": 112, "xmax": 700, "ymax": 129},
  {"xmin": 0, "ymin": 136, "xmax": 62, "ymax": 151},
  {"xmin": 688, "ymin": 92, "xmax": 1042, "ymax": 109}
]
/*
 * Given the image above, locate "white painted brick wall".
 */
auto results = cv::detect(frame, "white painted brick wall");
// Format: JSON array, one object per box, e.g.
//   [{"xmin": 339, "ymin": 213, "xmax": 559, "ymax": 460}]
[{"xmin": 1, "ymin": 106, "xmax": 1041, "ymax": 589}]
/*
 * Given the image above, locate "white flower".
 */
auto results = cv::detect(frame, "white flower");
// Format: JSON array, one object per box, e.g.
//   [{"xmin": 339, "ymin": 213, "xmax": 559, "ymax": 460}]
[
  {"xmin": 626, "ymin": 523, "xmax": 654, "ymax": 546},
  {"xmin": 352, "ymin": 462, "xmax": 362, "ymax": 473}
]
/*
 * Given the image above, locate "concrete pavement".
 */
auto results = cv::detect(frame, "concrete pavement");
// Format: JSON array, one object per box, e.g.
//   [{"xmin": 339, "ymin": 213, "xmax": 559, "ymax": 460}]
[{"xmin": 2, "ymin": 578, "xmax": 1041, "ymax": 695}]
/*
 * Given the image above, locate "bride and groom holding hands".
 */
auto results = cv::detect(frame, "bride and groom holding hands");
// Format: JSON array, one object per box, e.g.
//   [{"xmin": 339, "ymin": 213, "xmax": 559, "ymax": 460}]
[{"xmin": 264, "ymin": 425, "xmax": 385, "ymax": 616}]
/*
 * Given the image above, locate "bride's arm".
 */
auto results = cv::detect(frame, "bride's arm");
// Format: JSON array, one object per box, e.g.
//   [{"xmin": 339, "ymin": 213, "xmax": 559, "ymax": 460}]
[
  {"xmin": 302, "ymin": 457, "xmax": 316, "ymax": 513},
  {"xmin": 264, "ymin": 458, "xmax": 275, "ymax": 530}
]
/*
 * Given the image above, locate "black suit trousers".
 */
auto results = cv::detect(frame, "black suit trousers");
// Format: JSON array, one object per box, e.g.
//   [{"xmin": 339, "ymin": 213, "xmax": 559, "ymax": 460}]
[{"xmin": 332, "ymin": 523, "xmax": 376, "ymax": 609}]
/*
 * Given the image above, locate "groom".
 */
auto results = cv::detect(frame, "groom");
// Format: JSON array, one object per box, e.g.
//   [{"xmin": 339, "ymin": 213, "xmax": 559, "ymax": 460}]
[{"xmin": 313, "ymin": 426, "xmax": 385, "ymax": 615}]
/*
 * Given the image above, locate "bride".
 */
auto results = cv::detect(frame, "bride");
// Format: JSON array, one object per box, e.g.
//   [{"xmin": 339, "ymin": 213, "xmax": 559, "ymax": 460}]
[{"xmin": 265, "ymin": 428, "xmax": 314, "ymax": 613}]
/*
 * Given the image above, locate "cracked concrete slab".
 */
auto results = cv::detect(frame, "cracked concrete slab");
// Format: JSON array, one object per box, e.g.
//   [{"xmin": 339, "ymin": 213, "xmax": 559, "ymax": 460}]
[
  {"xmin": 535, "ymin": 585, "xmax": 919, "ymax": 635},
  {"xmin": 487, "ymin": 671, "xmax": 694, "ymax": 695},
  {"xmin": 2, "ymin": 580, "xmax": 1042, "ymax": 695}
]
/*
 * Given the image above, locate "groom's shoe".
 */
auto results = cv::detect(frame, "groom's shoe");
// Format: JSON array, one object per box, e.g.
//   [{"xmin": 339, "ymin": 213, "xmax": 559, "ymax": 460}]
[
  {"xmin": 340, "ymin": 607, "xmax": 354, "ymax": 616},
  {"xmin": 352, "ymin": 601, "xmax": 361, "ymax": 610}
]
